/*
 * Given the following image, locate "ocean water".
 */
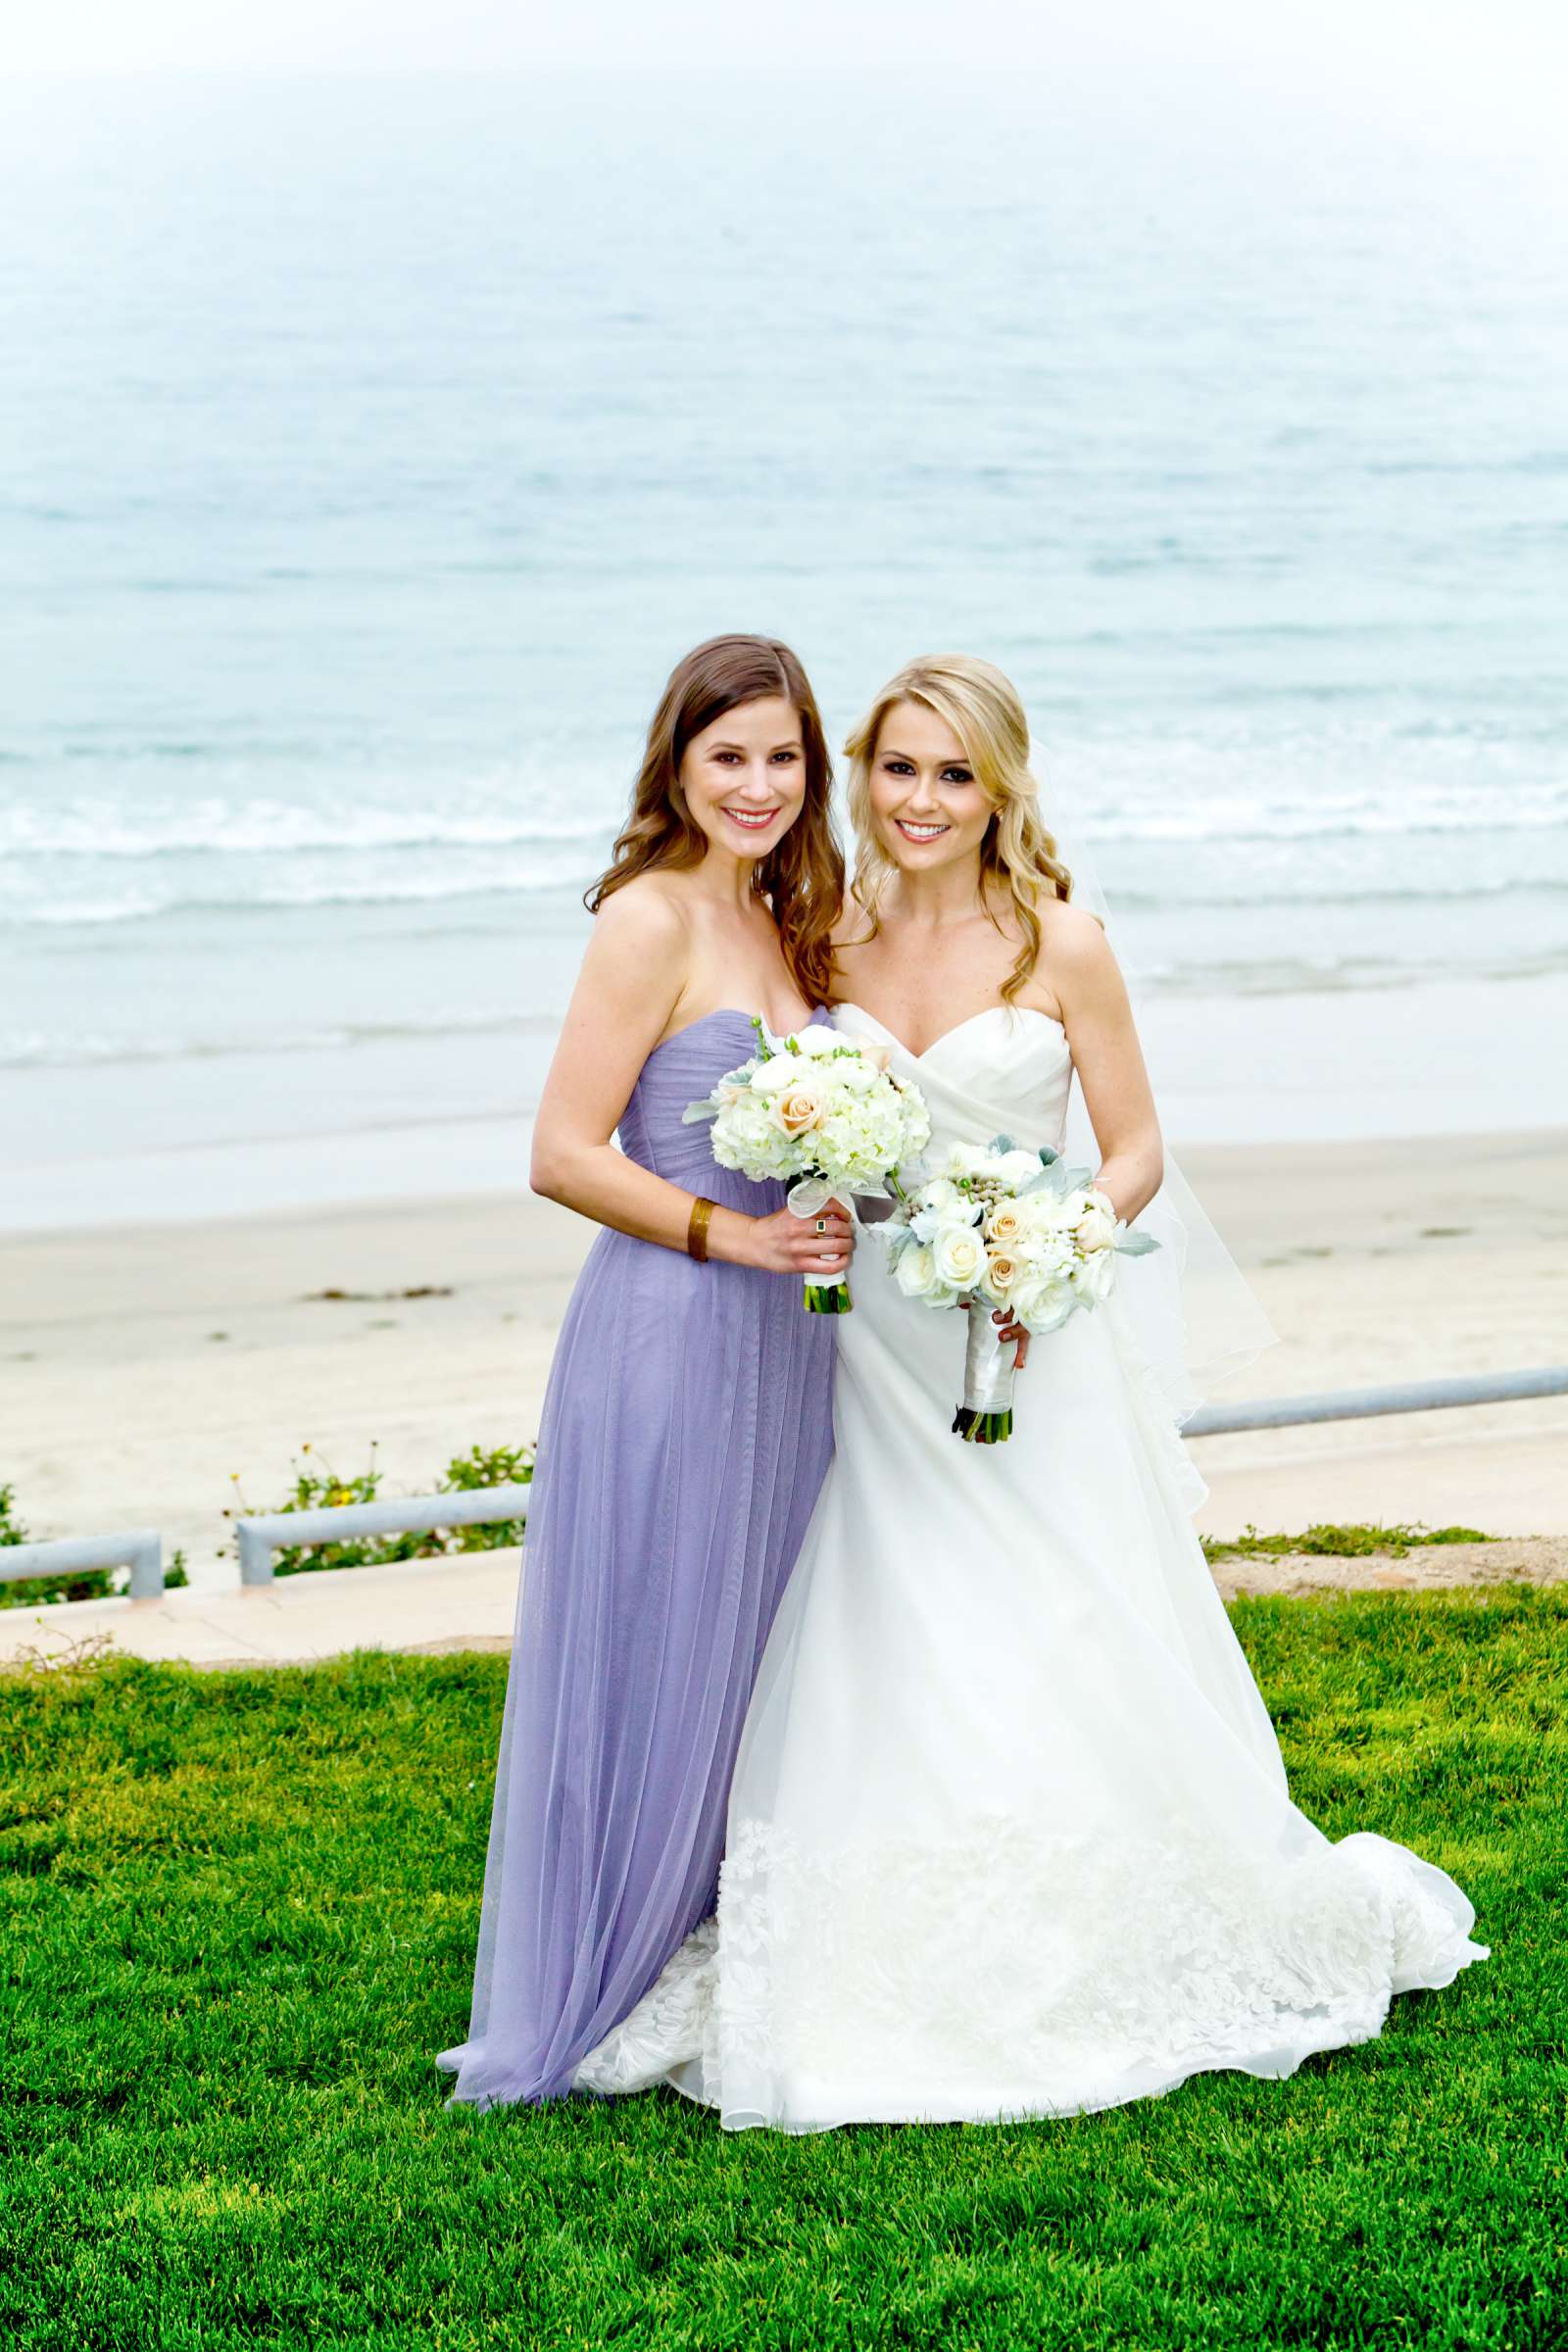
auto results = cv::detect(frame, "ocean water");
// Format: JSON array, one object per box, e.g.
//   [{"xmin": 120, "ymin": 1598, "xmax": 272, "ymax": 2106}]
[{"xmin": 3, "ymin": 73, "xmax": 1566, "ymax": 1227}]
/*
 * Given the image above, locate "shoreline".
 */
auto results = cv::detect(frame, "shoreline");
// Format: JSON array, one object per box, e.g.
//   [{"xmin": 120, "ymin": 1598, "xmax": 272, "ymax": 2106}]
[
  {"xmin": 7, "ymin": 970, "xmax": 1568, "ymax": 1239},
  {"xmin": 3, "ymin": 1125, "xmax": 1565, "ymax": 1586}
]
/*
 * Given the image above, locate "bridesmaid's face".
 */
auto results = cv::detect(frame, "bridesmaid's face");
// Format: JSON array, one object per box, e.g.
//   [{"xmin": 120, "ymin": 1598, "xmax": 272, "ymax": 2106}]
[
  {"xmin": 679, "ymin": 695, "xmax": 808, "ymax": 860},
  {"xmin": 867, "ymin": 701, "xmax": 990, "ymax": 873}
]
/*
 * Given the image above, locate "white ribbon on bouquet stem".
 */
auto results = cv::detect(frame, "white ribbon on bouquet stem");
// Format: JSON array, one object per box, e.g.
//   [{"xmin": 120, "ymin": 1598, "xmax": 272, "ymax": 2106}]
[
  {"xmin": 962, "ymin": 1301, "xmax": 1017, "ymax": 1420},
  {"xmin": 787, "ymin": 1173, "xmax": 852, "ymax": 1290}
]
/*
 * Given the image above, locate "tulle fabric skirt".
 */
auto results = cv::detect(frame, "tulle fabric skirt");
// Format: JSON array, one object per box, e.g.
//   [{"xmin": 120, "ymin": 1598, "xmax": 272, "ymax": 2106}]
[
  {"xmin": 437, "ymin": 1186, "xmax": 834, "ymax": 2110},
  {"xmin": 579, "ymin": 1273, "xmax": 1487, "ymax": 2129}
]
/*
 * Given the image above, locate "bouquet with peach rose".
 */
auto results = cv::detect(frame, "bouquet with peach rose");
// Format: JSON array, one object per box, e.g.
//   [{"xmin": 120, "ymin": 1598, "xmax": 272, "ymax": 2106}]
[
  {"xmin": 684, "ymin": 1018, "xmax": 931, "ymax": 1313},
  {"xmin": 879, "ymin": 1134, "xmax": 1159, "ymax": 1439}
]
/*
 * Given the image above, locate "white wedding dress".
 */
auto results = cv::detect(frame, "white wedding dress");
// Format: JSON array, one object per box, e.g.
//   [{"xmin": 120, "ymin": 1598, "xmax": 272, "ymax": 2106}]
[{"xmin": 576, "ymin": 1004, "xmax": 1487, "ymax": 2129}]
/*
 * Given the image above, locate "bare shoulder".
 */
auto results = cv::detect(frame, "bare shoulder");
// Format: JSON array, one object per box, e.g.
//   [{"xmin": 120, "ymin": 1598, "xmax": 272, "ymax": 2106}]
[
  {"xmin": 1036, "ymin": 895, "xmax": 1128, "ymax": 1011},
  {"xmin": 1040, "ymin": 894, "xmax": 1115, "ymax": 971},
  {"xmin": 589, "ymin": 871, "xmax": 691, "ymax": 953}
]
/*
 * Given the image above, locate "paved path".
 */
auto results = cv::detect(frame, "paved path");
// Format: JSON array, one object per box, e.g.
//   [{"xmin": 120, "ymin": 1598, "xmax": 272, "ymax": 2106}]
[
  {"xmin": 2, "ymin": 1535, "xmax": 1563, "ymax": 1673},
  {"xmin": 0, "ymin": 1550, "xmax": 519, "ymax": 1670}
]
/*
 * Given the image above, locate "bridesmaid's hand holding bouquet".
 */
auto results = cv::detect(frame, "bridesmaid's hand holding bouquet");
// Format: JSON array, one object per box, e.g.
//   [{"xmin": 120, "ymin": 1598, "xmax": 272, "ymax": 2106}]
[
  {"xmin": 879, "ymin": 1135, "xmax": 1159, "ymax": 1439},
  {"xmin": 685, "ymin": 1019, "xmax": 932, "ymax": 1313}
]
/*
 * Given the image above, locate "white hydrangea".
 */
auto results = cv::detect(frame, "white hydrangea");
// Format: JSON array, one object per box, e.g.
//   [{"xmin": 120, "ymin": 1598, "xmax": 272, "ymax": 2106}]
[{"xmin": 685, "ymin": 1026, "xmax": 931, "ymax": 1198}]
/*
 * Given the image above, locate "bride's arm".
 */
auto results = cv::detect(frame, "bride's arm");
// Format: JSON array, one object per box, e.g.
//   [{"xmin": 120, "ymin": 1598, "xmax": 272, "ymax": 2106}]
[
  {"xmin": 529, "ymin": 887, "xmax": 852, "ymax": 1277},
  {"xmin": 1039, "ymin": 905, "xmax": 1164, "ymax": 1226}
]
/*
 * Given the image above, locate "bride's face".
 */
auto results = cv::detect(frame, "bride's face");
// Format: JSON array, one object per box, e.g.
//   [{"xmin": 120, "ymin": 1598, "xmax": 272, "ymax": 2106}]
[
  {"xmin": 679, "ymin": 694, "xmax": 807, "ymax": 860},
  {"xmin": 867, "ymin": 700, "xmax": 991, "ymax": 874}
]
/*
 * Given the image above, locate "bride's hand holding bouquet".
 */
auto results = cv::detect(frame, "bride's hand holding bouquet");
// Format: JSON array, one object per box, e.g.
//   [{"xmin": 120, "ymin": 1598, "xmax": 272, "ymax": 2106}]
[{"xmin": 879, "ymin": 1135, "xmax": 1159, "ymax": 1439}]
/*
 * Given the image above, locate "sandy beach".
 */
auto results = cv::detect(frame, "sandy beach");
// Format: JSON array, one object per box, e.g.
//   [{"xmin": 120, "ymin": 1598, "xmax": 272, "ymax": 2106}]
[{"xmin": 3, "ymin": 1124, "xmax": 1565, "ymax": 1592}]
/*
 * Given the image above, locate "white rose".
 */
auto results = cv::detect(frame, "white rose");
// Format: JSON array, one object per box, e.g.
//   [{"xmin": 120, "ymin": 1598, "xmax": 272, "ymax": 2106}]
[
  {"xmin": 791, "ymin": 1026, "xmax": 841, "ymax": 1059},
  {"xmin": 915, "ymin": 1177, "xmax": 961, "ymax": 1214},
  {"xmin": 1022, "ymin": 1188, "xmax": 1079, "ymax": 1233},
  {"xmin": 911, "ymin": 1191, "xmax": 980, "ymax": 1244},
  {"xmin": 1010, "ymin": 1270, "xmax": 1077, "ymax": 1332},
  {"xmin": 748, "ymin": 1054, "xmax": 797, "ymax": 1095},
  {"xmin": 894, "ymin": 1242, "xmax": 949, "ymax": 1303},
  {"xmin": 932, "ymin": 1225, "xmax": 985, "ymax": 1290},
  {"xmin": 1074, "ymin": 1192, "xmax": 1119, "ymax": 1253},
  {"xmin": 1073, "ymin": 1246, "xmax": 1118, "ymax": 1305},
  {"xmin": 996, "ymin": 1149, "xmax": 1046, "ymax": 1188}
]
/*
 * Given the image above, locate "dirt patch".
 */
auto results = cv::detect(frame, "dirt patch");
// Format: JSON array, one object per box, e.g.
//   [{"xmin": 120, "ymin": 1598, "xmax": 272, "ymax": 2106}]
[{"xmin": 1208, "ymin": 1535, "xmax": 1568, "ymax": 1599}]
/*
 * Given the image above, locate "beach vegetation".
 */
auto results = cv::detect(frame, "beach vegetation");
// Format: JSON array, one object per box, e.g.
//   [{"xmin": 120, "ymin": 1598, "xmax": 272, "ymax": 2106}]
[
  {"xmin": 0, "ymin": 1482, "xmax": 24, "ymax": 1547},
  {"xmin": 224, "ymin": 1442, "xmax": 535, "ymax": 1577},
  {"xmin": 1202, "ymin": 1520, "xmax": 1492, "ymax": 1563},
  {"xmin": 0, "ymin": 1588, "xmax": 1557, "ymax": 2350}
]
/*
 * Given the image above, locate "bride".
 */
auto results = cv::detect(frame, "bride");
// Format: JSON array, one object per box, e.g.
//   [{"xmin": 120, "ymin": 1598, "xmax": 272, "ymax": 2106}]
[{"xmin": 575, "ymin": 653, "xmax": 1488, "ymax": 2130}]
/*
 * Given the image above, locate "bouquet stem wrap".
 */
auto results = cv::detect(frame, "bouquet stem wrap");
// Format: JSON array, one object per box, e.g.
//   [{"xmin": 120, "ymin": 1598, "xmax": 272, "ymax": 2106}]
[
  {"xmin": 954, "ymin": 1303, "xmax": 1015, "ymax": 1443},
  {"xmin": 788, "ymin": 1177, "xmax": 853, "ymax": 1315}
]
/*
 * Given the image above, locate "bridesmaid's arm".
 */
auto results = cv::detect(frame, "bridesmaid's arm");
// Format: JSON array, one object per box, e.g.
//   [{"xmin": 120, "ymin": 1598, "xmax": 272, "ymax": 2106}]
[
  {"xmin": 1040, "ymin": 905, "xmax": 1164, "ymax": 1226},
  {"xmin": 529, "ymin": 890, "xmax": 851, "ymax": 1277}
]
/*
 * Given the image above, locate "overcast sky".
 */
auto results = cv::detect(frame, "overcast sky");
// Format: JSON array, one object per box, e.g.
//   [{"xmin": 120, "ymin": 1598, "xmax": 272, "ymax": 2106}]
[
  {"xmin": 3, "ymin": 1, "xmax": 1566, "ymax": 179},
  {"xmin": 0, "ymin": 0, "xmax": 1559, "ymax": 85}
]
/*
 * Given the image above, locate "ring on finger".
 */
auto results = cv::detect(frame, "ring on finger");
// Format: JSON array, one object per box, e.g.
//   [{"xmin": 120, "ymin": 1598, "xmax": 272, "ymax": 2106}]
[{"xmin": 814, "ymin": 1217, "xmax": 827, "ymax": 1234}]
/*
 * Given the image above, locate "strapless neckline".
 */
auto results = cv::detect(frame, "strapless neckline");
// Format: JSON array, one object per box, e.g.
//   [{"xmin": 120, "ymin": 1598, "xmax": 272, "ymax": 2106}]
[{"xmin": 835, "ymin": 1002, "xmax": 1068, "ymax": 1063}]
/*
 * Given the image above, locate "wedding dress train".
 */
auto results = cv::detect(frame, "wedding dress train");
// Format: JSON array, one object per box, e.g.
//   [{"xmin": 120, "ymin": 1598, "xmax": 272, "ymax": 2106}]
[{"xmin": 576, "ymin": 1004, "xmax": 1487, "ymax": 2129}]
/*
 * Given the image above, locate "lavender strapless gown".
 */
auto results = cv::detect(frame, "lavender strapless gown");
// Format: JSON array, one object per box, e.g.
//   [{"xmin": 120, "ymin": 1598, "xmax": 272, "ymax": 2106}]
[{"xmin": 436, "ymin": 1008, "xmax": 835, "ymax": 2108}]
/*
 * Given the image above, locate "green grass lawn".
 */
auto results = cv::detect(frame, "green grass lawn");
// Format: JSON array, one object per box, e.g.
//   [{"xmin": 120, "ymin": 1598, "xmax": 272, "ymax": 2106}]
[{"xmin": 2, "ymin": 1591, "xmax": 1563, "ymax": 2352}]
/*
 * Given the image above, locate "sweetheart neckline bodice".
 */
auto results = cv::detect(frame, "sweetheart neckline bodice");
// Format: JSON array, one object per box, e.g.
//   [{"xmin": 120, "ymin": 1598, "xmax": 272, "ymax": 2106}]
[{"xmin": 834, "ymin": 1001, "xmax": 1069, "ymax": 1065}]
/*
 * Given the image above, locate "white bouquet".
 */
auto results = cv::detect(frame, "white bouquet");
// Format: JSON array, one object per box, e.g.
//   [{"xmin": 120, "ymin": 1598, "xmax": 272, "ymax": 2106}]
[
  {"xmin": 879, "ymin": 1133, "xmax": 1159, "ymax": 1439},
  {"xmin": 684, "ymin": 1018, "xmax": 932, "ymax": 1313}
]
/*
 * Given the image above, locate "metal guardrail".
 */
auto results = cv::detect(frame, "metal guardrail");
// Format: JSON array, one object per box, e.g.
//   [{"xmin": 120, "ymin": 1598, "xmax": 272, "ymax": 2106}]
[
  {"xmin": 12, "ymin": 1369, "xmax": 1564, "ymax": 1604},
  {"xmin": 233, "ymin": 1483, "xmax": 533, "ymax": 1587},
  {"xmin": 1, "ymin": 1529, "xmax": 164, "ymax": 1599},
  {"xmin": 1186, "ymin": 1364, "xmax": 1568, "ymax": 1439}
]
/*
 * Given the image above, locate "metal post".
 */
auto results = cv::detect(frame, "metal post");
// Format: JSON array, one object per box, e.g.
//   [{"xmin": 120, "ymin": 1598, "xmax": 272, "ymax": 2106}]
[
  {"xmin": 232, "ymin": 1482, "xmax": 533, "ymax": 1587},
  {"xmin": 0, "ymin": 1530, "xmax": 164, "ymax": 1598},
  {"xmin": 1186, "ymin": 1364, "xmax": 1568, "ymax": 1439}
]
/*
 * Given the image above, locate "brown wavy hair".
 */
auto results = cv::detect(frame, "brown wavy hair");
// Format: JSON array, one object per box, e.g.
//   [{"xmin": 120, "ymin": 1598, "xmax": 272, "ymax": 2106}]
[
  {"xmin": 844, "ymin": 653, "xmax": 1077, "ymax": 1002},
  {"xmin": 586, "ymin": 635, "xmax": 843, "ymax": 1008}
]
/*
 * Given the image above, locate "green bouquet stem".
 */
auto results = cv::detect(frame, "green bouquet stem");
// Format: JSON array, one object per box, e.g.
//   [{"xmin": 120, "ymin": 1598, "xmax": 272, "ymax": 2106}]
[
  {"xmin": 953, "ymin": 1402, "xmax": 1013, "ymax": 1444},
  {"xmin": 786, "ymin": 1177, "xmax": 855, "ymax": 1317}
]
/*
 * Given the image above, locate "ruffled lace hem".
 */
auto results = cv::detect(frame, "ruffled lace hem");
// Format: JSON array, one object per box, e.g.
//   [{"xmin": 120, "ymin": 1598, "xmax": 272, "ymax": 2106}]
[
  {"xmin": 574, "ymin": 1813, "xmax": 1487, "ymax": 2126},
  {"xmin": 572, "ymin": 1920, "xmax": 717, "ymax": 2097}
]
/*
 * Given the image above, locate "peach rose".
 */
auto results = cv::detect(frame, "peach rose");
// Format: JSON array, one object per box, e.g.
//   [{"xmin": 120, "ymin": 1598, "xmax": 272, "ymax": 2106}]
[
  {"xmin": 980, "ymin": 1250, "xmax": 1021, "ymax": 1303},
  {"xmin": 772, "ymin": 1080, "xmax": 827, "ymax": 1137}
]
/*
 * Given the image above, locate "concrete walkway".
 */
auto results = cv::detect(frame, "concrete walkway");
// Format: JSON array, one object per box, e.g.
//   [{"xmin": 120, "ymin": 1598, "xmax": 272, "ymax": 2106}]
[
  {"xmin": 3, "ymin": 1528, "xmax": 1563, "ymax": 1674},
  {"xmin": 0, "ymin": 1549, "xmax": 520, "ymax": 1670}
]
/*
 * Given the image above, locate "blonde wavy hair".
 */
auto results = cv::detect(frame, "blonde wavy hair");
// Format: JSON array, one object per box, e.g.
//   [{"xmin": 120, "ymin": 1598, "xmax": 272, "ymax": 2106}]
[{"xmin": 843, "ymin": 654, "xmax": 1076, "ymax": 1002}]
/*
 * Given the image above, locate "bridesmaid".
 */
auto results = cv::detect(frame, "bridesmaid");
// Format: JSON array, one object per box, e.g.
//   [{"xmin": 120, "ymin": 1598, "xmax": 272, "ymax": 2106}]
[{"xmin": 438, "ymin": 635, "xmax": 852, "ymax": 2109}]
